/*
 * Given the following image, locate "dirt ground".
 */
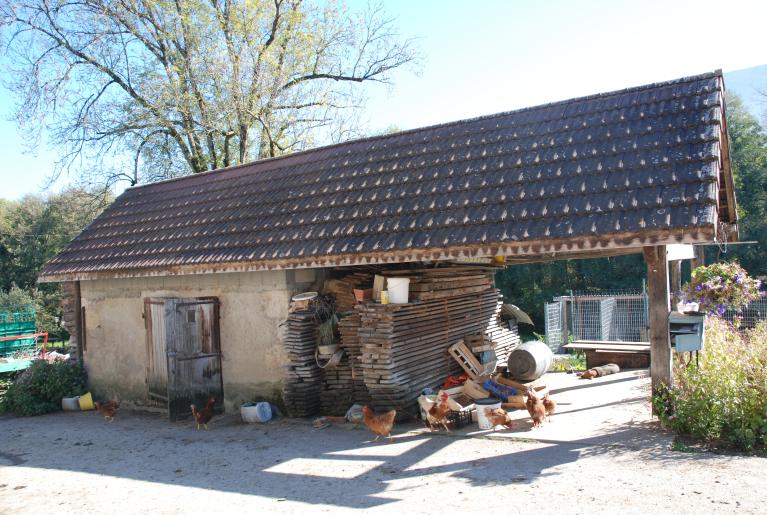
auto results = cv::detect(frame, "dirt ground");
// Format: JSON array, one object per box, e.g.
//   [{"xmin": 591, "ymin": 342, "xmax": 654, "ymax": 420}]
[{"xmin": 1, "ymin": 370, "xmax": 766, "ymax": 514}]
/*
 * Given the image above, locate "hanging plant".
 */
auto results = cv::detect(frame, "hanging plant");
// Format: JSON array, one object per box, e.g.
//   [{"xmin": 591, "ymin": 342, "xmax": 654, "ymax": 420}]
[{"xmin": 683, "ymin": 262, "xmax": 762, "ymax": 316}]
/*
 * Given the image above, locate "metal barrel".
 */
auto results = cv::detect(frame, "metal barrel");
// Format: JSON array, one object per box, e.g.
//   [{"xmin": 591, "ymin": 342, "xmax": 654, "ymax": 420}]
[{"xmin": 507, "ymin": 340, "xmax": 554, "ymax": 381}]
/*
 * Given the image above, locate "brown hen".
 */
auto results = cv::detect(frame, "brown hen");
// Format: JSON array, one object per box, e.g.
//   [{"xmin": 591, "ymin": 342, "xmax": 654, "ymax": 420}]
[
  {"xmin": 94, "ymin": 400, "xmax": 120, "ymax": 422},
  {"xmin": 525, "ymin": 389, "xmax": 546, "ymax": 428},
  {"xmin": 484, "ymin": 407, "xmax": 513, "ymax": 430},
  {"xmin": 361, "ymin": 405, "xmax": 396, "ymax": 442},
  {"xmin": 191, "ymin": 396, "xmax": 216, "ymax": 430}
]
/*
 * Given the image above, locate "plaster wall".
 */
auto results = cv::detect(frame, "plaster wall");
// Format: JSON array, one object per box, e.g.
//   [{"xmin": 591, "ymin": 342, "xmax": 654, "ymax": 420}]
[{"xmin": 80, "ymin": 269, "xmax": 319, "ymax": 411}]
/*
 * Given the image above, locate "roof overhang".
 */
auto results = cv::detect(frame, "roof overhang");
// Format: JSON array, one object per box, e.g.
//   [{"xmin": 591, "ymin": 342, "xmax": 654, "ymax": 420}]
[{"xmin": 38, "ymin": 226, "xmax": 715, "ymax": 283}]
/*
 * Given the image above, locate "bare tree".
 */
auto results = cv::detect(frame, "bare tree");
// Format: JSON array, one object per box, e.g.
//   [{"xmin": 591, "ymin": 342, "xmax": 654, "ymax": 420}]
[{"xmin": 0, "ymin": 0, "xmax": 417, "ymax": 186}]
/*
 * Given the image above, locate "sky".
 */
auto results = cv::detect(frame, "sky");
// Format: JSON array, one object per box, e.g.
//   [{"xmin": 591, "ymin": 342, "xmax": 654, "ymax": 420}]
[{"xmin": 1, "ymin": 0, "xmax": 767, "ymax": 200}]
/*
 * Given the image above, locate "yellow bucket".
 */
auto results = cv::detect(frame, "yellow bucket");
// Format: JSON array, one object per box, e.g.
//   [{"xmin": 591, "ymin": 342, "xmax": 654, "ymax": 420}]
[{"xmin": 79, "ymin": 392, "xmax": 95, "ymax": 411}]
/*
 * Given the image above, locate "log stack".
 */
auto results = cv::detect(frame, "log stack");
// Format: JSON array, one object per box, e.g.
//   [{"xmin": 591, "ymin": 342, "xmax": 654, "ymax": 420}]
[
  {"xmin": 355, "ymin": 279, "xmax": 519, "ymax": 416},
  {"xmin": 282, "ymin": 309, "xmax": 322, "ymax": 417},
  {"xmin": 308, "ymin": 265, "xmax": 520, "ymax": 418},
  {"xmin": 338, "ymin": 312, "xmax": 371, "ymax": 404},
  {"xmin": 320, "ymin": 311, "xmax": 372, "ymax": 415},
  {"xmin": 323, "ymin": 273, "xmax": 373, "ymax": 313}
]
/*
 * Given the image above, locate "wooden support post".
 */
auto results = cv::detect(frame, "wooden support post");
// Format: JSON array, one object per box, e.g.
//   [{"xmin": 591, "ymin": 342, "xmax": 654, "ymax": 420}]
[
  {"xmin": 644, "ymin": 246, "xmax": 672, "ymax": 392},
  {"xmin": 691, "ymin": 245, "xmax": 705, "ymax": 271},
  {"xmin": 670, "ymin": 260, "xmax": 682, "ymax": 307},
  {"xmin": 561, "ymin": 298, "xmax": 569, "ymax": 347}
]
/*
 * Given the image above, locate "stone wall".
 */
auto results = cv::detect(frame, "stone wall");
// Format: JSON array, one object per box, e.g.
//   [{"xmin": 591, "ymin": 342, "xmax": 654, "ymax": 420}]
[{"xmin": 60, "ymin": 282, "xmax": 80, "ymax": 360}]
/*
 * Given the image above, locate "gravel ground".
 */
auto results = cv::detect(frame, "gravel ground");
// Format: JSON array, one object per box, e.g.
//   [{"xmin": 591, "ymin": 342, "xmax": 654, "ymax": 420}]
[{"xmin": 1, "ymin": 373, "xmax": 766, "ymax": 514}]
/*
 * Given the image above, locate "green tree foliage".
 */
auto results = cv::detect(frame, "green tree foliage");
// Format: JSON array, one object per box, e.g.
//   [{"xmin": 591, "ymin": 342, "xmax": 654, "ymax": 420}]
[
  {"xmin": 0, "ymin": 189, "xmax": 109, "ymax": 336},
  {"xmin": 718, "ymin": 94, "xmax": 767, "ymax": 275},
  {"xmin": 0, "ymin": 0, "xmax": 417, "ymax": 187},
  {"xmin": 495, "ymin": 254, "xmax": 647, "ymax": 328}
]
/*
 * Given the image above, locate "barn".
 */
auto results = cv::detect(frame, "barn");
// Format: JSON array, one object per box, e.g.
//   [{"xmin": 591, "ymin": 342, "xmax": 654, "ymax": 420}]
[{"xmin": 39, "ymin": 71, "xmax": 737, "ymax": 417}]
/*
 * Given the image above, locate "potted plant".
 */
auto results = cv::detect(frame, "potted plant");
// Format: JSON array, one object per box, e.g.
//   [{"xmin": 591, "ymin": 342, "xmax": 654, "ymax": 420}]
[{"xmin": 682, "ymin": 262, "xmax": 761, "ymax": 316}]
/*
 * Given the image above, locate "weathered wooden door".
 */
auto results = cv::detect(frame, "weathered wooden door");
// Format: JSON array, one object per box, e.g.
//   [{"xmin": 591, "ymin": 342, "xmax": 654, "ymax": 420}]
[
  {"xmin": 144, "ymin": 298, "xmax": 170, "ymax": 405},
  {"xmin": 166, "ymin": 297, "xmax": 223, "ymax": 421},
  {"xmin": 144, "ymin": 297, "xmax": 223, "ymax": 421}
]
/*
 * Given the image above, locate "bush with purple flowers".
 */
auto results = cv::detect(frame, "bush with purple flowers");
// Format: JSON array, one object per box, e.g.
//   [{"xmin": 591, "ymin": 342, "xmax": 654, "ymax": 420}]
[{"xmin": 683, "ymin": 262, "xmax": 762, "ymax": 316}]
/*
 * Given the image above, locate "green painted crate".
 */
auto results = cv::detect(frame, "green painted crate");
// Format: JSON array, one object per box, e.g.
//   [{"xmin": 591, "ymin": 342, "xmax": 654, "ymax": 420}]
[{"xmin": 0, "ymin": 305, "xmax": 37, "ymax": 357}]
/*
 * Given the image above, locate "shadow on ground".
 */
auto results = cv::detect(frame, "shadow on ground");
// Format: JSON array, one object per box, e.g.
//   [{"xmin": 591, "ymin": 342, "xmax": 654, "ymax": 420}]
[{"xmin": 0, "ymin": 405, "xmax": 704, "ymax": 509}]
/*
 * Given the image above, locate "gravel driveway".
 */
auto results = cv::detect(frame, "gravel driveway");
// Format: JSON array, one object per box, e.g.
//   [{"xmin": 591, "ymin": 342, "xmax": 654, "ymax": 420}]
[{"xmin": 1, "ymin": 373, "xmax": 765, "ymax": 514}]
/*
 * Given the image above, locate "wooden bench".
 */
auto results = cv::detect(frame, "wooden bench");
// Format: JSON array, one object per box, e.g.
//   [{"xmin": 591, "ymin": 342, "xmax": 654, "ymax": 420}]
[{"xmin": 563, "ymin": 339, "xmax": 650, "ymax": 369}]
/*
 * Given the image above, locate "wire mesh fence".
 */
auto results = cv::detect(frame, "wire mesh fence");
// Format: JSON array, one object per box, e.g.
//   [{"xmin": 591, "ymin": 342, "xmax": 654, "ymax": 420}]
[
  {"xmin": 723, "ymin": 298, "xmax": 767, "ymax": 329},
  {"xmin": 544, "ymin": 302, "xmax": 564, "ymax": 352},
  {"xmin": 545, "ymin": 290, "xmax": 767, "ymax": 351},
  {"xmin": 546, "ymin": 289, "xmax": 648, "ymax": 350}
]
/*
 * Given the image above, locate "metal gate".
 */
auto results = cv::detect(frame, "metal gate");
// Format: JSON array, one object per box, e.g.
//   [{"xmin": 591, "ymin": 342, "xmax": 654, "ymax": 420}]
[{"xmin": 144, "ymin": 297, "xmax": 223, "ymax": 421}]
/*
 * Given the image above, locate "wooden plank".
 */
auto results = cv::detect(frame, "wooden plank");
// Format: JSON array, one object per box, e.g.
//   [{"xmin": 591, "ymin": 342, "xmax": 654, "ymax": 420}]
[
  {"xmin": 564, "ymin": 343, "xmax": 650, "ymax": 352},
  {"xmin": 644, "ymin": 246, "xmax": 672, "ymax": 392},
  {"xmin": 569, "ymin": 339, "xmax": 650, "ymax": 346}
]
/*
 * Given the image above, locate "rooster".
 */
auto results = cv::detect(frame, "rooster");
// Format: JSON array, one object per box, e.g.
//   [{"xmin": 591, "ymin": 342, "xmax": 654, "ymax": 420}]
[
  {"xmin": 191, "ymin": 396, "xmax": 216, "ymax": 430},
  {"xmin": 542, "ymin": 393, "xmax": 557, "ymax": 421},
  {"xmin": 361, "ymin": 405, "xmax": 396, "ymax": 442},
  {"xmin": 427, "ymin": 392, "xmax": 451, "ymax": 432},
  {"xmin": 484, "ymin": 407, "xmax": 513, "ymax": 430},
  {"xmin": 94, "ymin": 400, "xmax": 120, "ymax": 422},
  {"xmin": 525, "ymin": 389, "xmax": 546, "ymax": 428}
]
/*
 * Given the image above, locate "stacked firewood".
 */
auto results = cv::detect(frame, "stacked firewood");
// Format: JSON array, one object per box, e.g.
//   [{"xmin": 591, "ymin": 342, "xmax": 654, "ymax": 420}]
[
  {"xmin": 323, "ymin": 273, "xmax": 373, "ymax": 313},
  {"xmin": 282, "ymin": 309, "xmax": 322, "ymax": 417},
  {"xmin": 354, "ymin": 268, "xmax": 519, "ymax": 415}
]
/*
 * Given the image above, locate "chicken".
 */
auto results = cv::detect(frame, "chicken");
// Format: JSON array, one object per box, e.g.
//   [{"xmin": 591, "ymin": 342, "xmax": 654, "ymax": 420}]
[
  {"xmin": 361, "ymin": 405, "xmax": 396, "ymax": 442},
  {"xmin": 427, "ymin": 392, "xmax": 451, "ymax": 432},
  {"xmin": 484, "ymin": 407, "xmax": 513, "ymax": 430},
  {"xmin": 191, "ymin": 396, "xmax": 216, "ymax": 430},
  {"xmin": 542, "ymin": 393, "xmax": 557, "ymax": 421},
  {"xmin": 94, "ymin": 400, "xmax": 120, "ymax": 422},
  {"xmin": 525, "ymin": 389, "xmax": 546, "ymax": 428}
]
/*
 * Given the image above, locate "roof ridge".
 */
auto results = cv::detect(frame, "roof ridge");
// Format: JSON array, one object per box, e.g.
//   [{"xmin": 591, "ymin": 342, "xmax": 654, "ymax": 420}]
[{"xmin": 124, "ymin": 70, "xmax": 722, "ymax": 192}]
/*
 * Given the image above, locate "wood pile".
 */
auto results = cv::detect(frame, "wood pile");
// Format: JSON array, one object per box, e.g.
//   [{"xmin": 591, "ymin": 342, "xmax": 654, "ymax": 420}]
[
  {"xmin": 338, "ymin": 312, "xmax": 371, "ymax": 404},
  {"xmin": 323, "ymin": 273, "xmax": 373, "ymax": 313},
  {"xmin": 293, "ymin": 265, "xmax": 519, "ymax": 418},
  {"xmin": 356, "ymin": 281, "xmax": 520, "ymax": 416},
  {"xmin": 320, "ymin": 312, "xmax": 371, "ymax": 415},
  {"xmin": 282, "ymin": 309, "xmax": 322, "ymax": 417},
  {"xmin": 382, "ymin": 267, "xmax": 495, "ymax": 301}
]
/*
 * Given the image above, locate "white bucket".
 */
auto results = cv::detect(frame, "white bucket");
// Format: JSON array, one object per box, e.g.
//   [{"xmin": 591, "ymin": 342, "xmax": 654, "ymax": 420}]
[
  {"xmin": 61, "ymin": 397, "xmax": 80, "ymax": 411},
  {"xmin": 475, "ymin": 397, "xmax": 502, "ymax": 429},
  {"xmin": 240, "ymin": 402, "xmax": 272, "ymax": 423},
  {"xmin": 387, "ymin": 277, "xmax": 410, "ymax": 304}
]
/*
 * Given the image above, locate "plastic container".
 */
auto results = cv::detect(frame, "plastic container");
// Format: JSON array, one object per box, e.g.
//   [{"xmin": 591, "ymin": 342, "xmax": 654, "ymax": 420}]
[
  {"xmin": 78, "ymin": 392, "xmax": 95, "ymax": 411},
  {"xmin": 507, "ymin": 340, "xmax": 554, "ymax": 381},
  {"xmin": 387, "ymin": 277, "xmax": 410, "ymax": 304},
  {"xmin": 475, "ymin": 397, "xmax": 502, "ymax": 429},
  {"xmin": 62, "ymin": 397, "xmax": 80, "ymax": 411},
  {"xmin": 447, "ymin": 409, "xmax": 474, "ymax": 429},
  {"xmin": 241, "ymin": 402, "xmax": 272, "ymax": 423}
]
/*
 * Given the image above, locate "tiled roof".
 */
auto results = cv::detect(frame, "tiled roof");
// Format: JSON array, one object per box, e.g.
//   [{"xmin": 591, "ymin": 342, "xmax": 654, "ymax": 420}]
[{"xmin": 40, "ymin": 71, "xmax": 736, "ymax": 281}]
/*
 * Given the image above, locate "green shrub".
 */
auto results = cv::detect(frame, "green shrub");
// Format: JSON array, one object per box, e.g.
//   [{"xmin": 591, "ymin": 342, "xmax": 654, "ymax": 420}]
[
  {"xmin": 0, "ymin": 360, "xmax": 87, "ymax": 416},
  {"xmin": 654, "ymin": 317, "xmax": 767, "ymax": 451},
  {"xmin": 552, "ymin": 351, "xmax": 586, "ymax": 372}
]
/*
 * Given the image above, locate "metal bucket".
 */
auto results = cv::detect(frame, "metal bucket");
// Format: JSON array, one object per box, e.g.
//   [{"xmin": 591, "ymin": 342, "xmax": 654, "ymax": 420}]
[{"xmin": 507, "ymin": 340, "xmax": 554, "ymax": 381}]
